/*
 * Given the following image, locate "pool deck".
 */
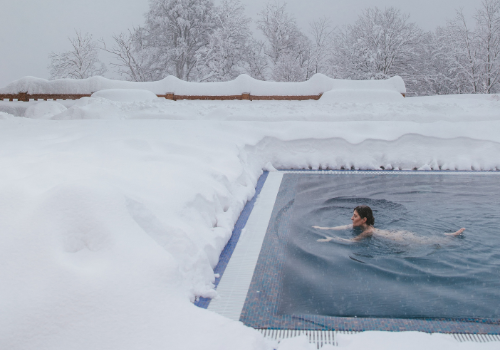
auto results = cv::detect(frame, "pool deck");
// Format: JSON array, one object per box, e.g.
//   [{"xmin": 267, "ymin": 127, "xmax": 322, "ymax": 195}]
[{"xmin": 196, "ymin": 170, "xmax": 500, "ymax": 338}]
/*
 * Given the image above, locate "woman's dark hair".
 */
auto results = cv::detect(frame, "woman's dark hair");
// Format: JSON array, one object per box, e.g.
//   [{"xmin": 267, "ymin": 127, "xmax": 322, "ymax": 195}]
[{"xmin": 354, "ymin": 205, "xmax": 375, "ymax": 226}]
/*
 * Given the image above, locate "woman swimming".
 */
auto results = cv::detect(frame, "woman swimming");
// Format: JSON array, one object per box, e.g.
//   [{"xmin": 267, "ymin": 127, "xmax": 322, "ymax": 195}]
[{"xmin": 313, "ymin": 205, "xmax": 466, "ymax": 243}]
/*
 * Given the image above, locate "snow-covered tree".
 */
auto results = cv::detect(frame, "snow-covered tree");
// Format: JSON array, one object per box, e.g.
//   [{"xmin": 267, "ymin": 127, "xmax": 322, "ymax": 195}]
[
  {"xmin": 195, "ymin": 0, "xmax": 252, "ymax": 81},
  {"xmin": 48, "ymin": 31, "xmax": 106, "ymax": 79},
  {"xmin": 475, "ymin": 0, "xmax": 500, "ymax": 93},
  {"xmin": 331, "ymin": 7, "xmax": 423, "ymax": 82},
  {"xmin": 244, "ymin": 39, "xmax": 270, "ymax": 80},
  {"xmin": 442, "ymin": 10, "xmax": 483, "ymax": 93},
  {"xmin": 94, "ymin": 0, "xmax": 500, "ymax": 94},
  {"xmin": 272, "ymin": 33, "xmax": 312, "ymax": 81},
  {"xmin": 257, "ymin": 1, "xmax": 312, "ymax": 81},
  {"xmin": 144, "ymin": 0, "xmax": 216, "ymax": 81},
  {"xmin": 410, "ymin": 30, "xmax": 456, "ymax": 95},
  {"xmin": 434, "ymin": 0, "xmax": 500, "ymax": 94}
]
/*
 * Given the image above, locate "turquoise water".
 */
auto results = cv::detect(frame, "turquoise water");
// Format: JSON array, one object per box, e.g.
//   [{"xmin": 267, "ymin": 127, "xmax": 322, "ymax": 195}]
[{"xmin": 278, "ymin": 174, "xmax": 500, "ymax": 319}]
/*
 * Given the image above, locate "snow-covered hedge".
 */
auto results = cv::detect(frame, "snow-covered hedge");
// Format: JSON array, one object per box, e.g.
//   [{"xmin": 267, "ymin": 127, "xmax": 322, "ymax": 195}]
[{"xmin": 0, "ymin": 74, "xmax": 406, "ymax": 96}]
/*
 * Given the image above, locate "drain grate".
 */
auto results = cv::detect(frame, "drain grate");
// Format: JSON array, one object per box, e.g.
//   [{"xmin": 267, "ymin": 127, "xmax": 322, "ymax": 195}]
[
  {"xmin": 452, "ymin": 333, "xmax": 500, "ymax": 342},
  {"xmin": 258, "ymin": 329, "xmax": 500, "ymax": 348},
  {"xmin": 257, "ymin": 329, "xmax": 359, "ymax": 349}
]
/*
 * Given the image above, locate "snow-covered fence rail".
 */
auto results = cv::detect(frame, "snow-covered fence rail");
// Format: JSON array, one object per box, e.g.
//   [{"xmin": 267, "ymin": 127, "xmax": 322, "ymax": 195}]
[
  {"xmin": 0, "ymin": 74, "xmax": 406, "ymax": 101},
  {"xmin": 0, "ymin": 93, "xmax": 91, "ymax": 102},
  {"xmin": 0, "ymin": 92, "xmax": 324, "ymax": 102},
  {"xmin": 155, "ymin": 93, "xmax": 325, "ymax": 101}
]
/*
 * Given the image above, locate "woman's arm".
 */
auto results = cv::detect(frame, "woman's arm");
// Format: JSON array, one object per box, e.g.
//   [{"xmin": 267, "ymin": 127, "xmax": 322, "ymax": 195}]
[
  {"xmin": 317, "ymin": 236, "xmax": 353, "ymax": 243},
  {"xmin": 444, "ymin": 228, "xmax": 466, "ymax": 236},
  {"xmin": 312, "ymin": 224, "xmax": 352, "ymax": 231}
]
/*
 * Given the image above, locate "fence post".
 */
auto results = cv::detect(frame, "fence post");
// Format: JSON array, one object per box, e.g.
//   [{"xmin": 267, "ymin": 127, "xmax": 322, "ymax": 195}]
[
  {"xmin": 19, "ymin": 92, "xmax": 29, "ymax": 102},
  {"xmin": 242, "ymin": 92, "xmax": 250, "ymax": 100},
  {"xmin": 165, "ymin": 92, "xmax": 175, "ymax": 100}
]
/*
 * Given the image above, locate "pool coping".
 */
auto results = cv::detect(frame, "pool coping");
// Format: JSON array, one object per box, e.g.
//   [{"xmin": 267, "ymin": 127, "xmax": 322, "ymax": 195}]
[{"xmin": 194, "ymin": 171, "xmax": 272, "ymax": 309}]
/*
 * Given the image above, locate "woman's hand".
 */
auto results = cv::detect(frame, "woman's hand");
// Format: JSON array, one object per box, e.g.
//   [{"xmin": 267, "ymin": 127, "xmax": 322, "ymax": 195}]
[
  {"xmin": 317, "ymin": 237, "xmax": 333, "ymax": 242},
  {"xmin": 445, "ymin": 228, "xmax": 466, "ymax": 236},
  {"xmin": 312, "ymin": 225, "xmax": 330, "ymax": 230}
]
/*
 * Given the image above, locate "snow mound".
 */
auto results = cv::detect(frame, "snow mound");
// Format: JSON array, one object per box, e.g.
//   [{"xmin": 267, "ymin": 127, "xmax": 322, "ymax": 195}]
[
  {"xmin": 0, "ymin": 74, "xmax": 406, "ymax": 96},
  {"xmin": 91, "ymin": 89, "xmax": 158, "ymax": 103},
  {"xmin": 0, "ymin": 112, "xmax": 15, "ymax": 120},
  {"xmin": 24, "ymin": 101, "xmax": 67, "ymax": 119},
  {"xmin": 319, "ymin": 89, "xmax": 404, "ymax": 103},
  {"xmin": 0, "ymin": 103, "xmax": 28, "ymax": 117}
]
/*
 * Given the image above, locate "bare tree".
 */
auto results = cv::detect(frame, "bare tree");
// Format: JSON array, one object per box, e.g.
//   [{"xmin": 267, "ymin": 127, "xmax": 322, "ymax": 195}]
[
  {"xmin": 308, "ymin": 17, "xmax": 334, "ymax": 76},
  {"xmin": 101, "ymin": 29, "xmax": 159, "ymax": 82},
  {"xmin": 48, "ymin": 31, "xmax": 106, "ymax": 79}
]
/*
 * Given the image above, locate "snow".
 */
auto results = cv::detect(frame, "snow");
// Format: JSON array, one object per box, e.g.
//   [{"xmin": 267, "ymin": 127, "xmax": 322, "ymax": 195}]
[
  {"xmin": 24, "ymin": 101, "xmax": 67, "ymax": 119},
  {"xmin": 333, "ymin": 332, "xmax": 500, "ymax": 350},
  {"xmin": 7, "ymin": 92, "xmax": 498, "ymax": 123},
  {"xmin": 91, "ymin": 89, "xmax": 158, "ymax": 102},
  {"xmin": 0, "ymin": 74, "xmax": 406, "ymax": 96},
  {"xmin": 277, "ymin": 336, "xmax": 315, "ymax": 350},
  {"xmin": 0, "ymin": 91, "xmax": 499, "ymax": 350},
  {"xmin": 319, "ymin": 89, "xmax": 404, "ymax": 103}
]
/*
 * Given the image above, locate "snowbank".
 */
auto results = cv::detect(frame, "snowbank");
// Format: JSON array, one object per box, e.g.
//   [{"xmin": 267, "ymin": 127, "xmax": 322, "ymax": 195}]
[
  {"xmin": 0, "ymin": 101, "xmax": 31, "ymax": 117},
  {"xmin": 24, "ymin": 101, "xmax": 67, "ymax": 119},
  {"xmin": 91, "ymin": 89, "xmax": 158, "ymax": 102},
  {"xmin": 0, "ymin": 96, "xmax": 498, "ymax": 350},
  {"xmin": 17, "ymin": 93, "xmax": 497, "ymax": 123},
  {"xmin": 319, "ymin": 89, "xmax": 404, "ymax": 103},
  {"xmin": 0, "ymin": 111, "xmax": 15, "ymax": 120},
  {"xmin": 0, "ymin": 74, "xmax": 406, "ymax": 96}
]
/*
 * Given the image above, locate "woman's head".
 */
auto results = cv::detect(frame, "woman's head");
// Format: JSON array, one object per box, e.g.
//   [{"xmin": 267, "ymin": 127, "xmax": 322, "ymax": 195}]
[{"xmin": 352, "ymin": 205, "xmax": 374, "ymax": 226}]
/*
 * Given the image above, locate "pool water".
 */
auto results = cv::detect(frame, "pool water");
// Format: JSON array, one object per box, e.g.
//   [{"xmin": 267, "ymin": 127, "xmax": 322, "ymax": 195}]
[{"xmin": 278, "ymin": 174, "xmax": 500, "ymax": 320}]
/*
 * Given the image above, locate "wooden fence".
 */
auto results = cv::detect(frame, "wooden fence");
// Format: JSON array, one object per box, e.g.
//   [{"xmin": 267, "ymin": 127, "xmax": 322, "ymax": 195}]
[
  {"xmin": 0, "ymin": 91, "xmax": 407, "ymax": 102},
  {"xmin": 0, "ymin": 92, "xmax": 326, "ymax": 102}
]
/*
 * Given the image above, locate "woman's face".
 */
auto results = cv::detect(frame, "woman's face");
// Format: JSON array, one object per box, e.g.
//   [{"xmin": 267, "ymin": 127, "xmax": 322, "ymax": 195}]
[{"xmin": 351, "ymin": 210, "xmax": 367, "ymax": 227}]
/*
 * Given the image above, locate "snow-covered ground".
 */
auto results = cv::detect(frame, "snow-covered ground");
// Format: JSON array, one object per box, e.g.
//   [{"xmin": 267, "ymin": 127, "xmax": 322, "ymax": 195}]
[{"xmin": 1, "ymin": 91, "xmax": 500, "ymax": 350}]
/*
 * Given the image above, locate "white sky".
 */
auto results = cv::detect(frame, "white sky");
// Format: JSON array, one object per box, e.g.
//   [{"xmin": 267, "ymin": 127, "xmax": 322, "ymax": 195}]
[{"xmin": 0, "ymin": 0, "xmax": 485, "ymax": 87}]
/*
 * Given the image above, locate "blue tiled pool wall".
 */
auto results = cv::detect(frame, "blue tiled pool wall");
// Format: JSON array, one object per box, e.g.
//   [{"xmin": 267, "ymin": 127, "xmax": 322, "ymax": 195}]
[
  {"xmin": 239, "ymin": 173, "xmax": 500, "ymax": 334},
  {"xmin": 195, "ymin": 171, "xmax": 269, "ymax": 308}
]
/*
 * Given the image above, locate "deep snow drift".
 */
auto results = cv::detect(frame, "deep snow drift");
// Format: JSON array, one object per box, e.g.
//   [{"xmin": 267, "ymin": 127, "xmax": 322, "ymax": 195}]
[{"xmin": 0, "ymin": 93, "xmax": 499, "ymax": 350}]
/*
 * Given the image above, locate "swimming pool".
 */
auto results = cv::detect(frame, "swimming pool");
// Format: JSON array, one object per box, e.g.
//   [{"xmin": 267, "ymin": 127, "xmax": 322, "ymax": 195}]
[
  {"xmin": 204, "ymin": 171, "xmax": 500, "ymax": 334},
  {"xmin": 279, "ymin": 174, "xmax": 500, "ymax": 320}
]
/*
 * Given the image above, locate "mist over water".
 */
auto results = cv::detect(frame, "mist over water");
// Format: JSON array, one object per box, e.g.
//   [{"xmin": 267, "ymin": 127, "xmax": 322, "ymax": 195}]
[{"xmin": 278, "ymin": 174, "xmax": 500, "ymax": 319}]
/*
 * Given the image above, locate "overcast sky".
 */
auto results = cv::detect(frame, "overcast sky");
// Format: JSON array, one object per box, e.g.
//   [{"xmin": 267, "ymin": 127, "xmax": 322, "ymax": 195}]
[{"xmin": 0, "ymin": 0, "xmax": 486, "ymax": 87}]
